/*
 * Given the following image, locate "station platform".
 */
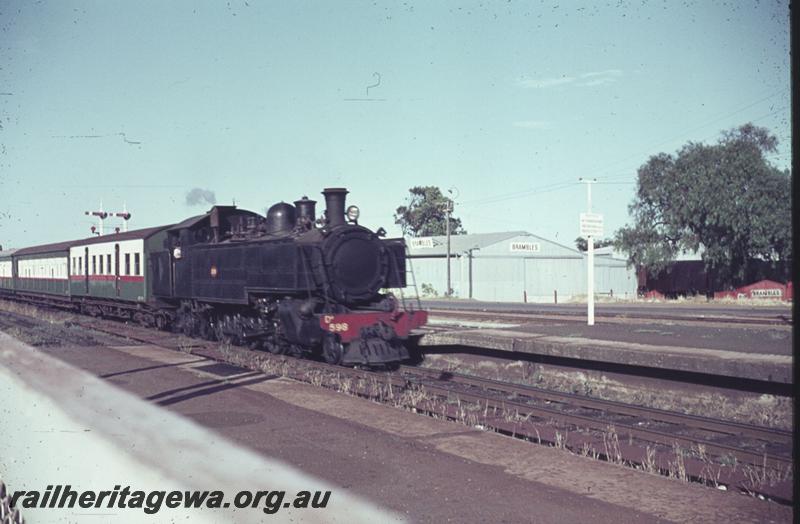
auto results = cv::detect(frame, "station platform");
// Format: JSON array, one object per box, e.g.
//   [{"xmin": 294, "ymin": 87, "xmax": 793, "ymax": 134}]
[
  {"xmin": 418, "ymin": 313, "xmax": 793, "ymax": 385},
  {"xmin": 0, "ymin": 331, "xmax": 390, "ymax": 523}
]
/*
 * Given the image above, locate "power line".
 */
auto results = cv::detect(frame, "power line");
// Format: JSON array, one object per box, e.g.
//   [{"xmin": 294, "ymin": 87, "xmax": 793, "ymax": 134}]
[
  {"xmin": 57, "ymin": 184, "xmax": 187, "ymax": 189},
  {"xmin": 460, "ymin": 181, "xmax": 579, "ymax": 207},
  {"xmin": 594, "ymin": 103, "xmax": 792, "ymax": 184},
  {"xmin": 454, "ymin": 90, "xmax": 790, "ymax": 209},
  {"xmin": 588, "ymin": 88, "xmax": 790, "ymax": 179},
  {"xmin": 460, "ymin": 180, "xmax": 574, "ymax": 205}
]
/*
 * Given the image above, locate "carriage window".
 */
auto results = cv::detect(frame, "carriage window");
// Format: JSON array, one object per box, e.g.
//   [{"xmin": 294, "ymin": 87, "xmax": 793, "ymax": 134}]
[
  {"xmin": 125, "ymin": 253, "xmax": 130, "ymax": 275},
  {"xmin": 134, "ymin": 253, "xmax": 141, "ymax": 276},
  {"xmin": 92, "ymin": 256, "xmax": 96, "ymax": 275},
  {"xmin": 78, "ymin": 258, "xmax": 82, "ymax": 274},
  {"xmin": 99, "ymin": 256, "xmax": 104, "ymax": 274},
  {"xmin": 107, "ymin": 254, "xmax": 112, "ymax": 274}
]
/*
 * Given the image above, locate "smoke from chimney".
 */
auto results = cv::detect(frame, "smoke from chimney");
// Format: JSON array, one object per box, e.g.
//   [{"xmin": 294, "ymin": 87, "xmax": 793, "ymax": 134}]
[{"xmin": 185, "ymin": 188, "xmax": 217, "ymax": 206}]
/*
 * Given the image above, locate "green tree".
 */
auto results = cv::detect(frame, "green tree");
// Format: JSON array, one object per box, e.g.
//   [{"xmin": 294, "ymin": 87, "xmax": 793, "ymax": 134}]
[
  {"xmin": 614, "ymin": 124, "xmax": 791, "ymax": 287},
  {"xmin": 574, "ymin": 237, "xmax": 614, "ymax": 251},
  {"xmin": 394, "ymin": 186, "xmax": 466, "ymax": 237}
]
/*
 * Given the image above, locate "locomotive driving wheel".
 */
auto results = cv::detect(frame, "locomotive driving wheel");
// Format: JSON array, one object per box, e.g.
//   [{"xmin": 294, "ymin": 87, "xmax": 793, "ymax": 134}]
[
  {"xmin": 322, "ymin": 335, "xmax": 343, "ymax": 365},
  {"xmin": 176, "ymin": 303, "xmax": 196, "ymax": 336},
  {"xmin": 264, "ymin": 336, "xmax": 286, "ymax": 355},
  {"xmin": 197, "ymin": 316, "xmax": 214, "ymax": 340},
  {"xmin": 155, "ymin": 314, "xmax": 169, "ymax": 331}
]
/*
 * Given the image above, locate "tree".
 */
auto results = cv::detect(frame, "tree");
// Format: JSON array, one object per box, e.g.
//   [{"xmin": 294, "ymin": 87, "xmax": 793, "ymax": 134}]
[
  {"xmin": 574, "ymin": 237, "xmax": 614, "ymax": 251},
  {"xmin": 394, "ymin": 186, "xmax": 467, "ymax": 237},
  {"xmin": 614, "ymin": 124, "xmax": 791, "ymax": 287}
]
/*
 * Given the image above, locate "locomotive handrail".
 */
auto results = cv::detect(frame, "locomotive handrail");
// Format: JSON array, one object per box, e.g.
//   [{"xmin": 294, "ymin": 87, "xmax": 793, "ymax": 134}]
[
  {"xmin": 381, "ymin": 242, "xmax": 419, "ymax": 313},
  {"xmin": 400, "ymin": 243, "xmax": 423, "ymax": 312},
  {"xmin": 297, "ymin": 244, "xmax": 318, "ymax": 301},
  {"xmin": 309, "ymin": 244, "xmax": 333, "ymax": 306},
  {"xmin": 386, "ymin": 245, "xmax": 407, "ymax": 310}
]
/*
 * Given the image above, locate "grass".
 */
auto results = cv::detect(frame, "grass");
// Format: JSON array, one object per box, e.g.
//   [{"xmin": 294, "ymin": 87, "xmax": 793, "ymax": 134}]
[
  {"xmin": 668, "ymin": 443, "xmax": 688, "ymax": 482},
  {"xmin": 554, "ymin": 429, "xmax": 569, "ymax": 450},
  {"xmin": 0, "ymin": 298, "xmax": 76, "ymax": 325},
  {"xmin": 641, "ymin": 446, "xmax": 659, "ymax": 474},
  {"xmin": 602, "ymin": 425, "xmax": 623, "ymax": 466},
  {"xmin": 740, "ymin": 455, "xmax": 795, "ymax": 497},
  {"xmin": 421, "ymin": 355, "xmax": 793, "ymax": 430},
  {"xmin": 177, "ymin": 336, "xmax": 194, "ymax": 354}
]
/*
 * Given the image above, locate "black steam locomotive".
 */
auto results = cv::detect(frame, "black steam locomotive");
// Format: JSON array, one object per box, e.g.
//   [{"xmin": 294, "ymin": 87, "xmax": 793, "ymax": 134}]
[
  {"xmin": 154, "ymin": 187, "xmax": 427, "ymax": 365},
  {"xmin": 0, "ymin": 188, "xmax": 427, "ymax": 366}
]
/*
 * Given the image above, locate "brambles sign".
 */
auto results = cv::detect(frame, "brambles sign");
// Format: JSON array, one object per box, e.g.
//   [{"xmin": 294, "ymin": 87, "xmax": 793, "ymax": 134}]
[
  {"xmin": 750, "ymin": 288, "xmax": 782, "ymax": 298},
  {"xmin": 713, "ymin": 280, "xmax": 791, "ymax": 301},
  {"xmin": 509, "ymin": 242, "xmax": 541, "ymax": 253},
  {"xmin": 409, "ymin": 237, "xmax": 434, "ymax": 249}
]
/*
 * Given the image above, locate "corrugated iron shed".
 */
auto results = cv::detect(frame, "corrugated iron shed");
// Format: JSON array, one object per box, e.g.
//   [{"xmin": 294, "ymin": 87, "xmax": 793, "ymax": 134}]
[{"xmin": 405, "ymin": 231, "xmax": 638, "ymax": 302}]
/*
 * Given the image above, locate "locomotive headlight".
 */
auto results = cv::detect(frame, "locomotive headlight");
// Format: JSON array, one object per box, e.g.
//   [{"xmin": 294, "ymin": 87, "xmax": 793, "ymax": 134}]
[{"xmin": 346, "ymin": 205, "xmax": 360, "ymax": 223}]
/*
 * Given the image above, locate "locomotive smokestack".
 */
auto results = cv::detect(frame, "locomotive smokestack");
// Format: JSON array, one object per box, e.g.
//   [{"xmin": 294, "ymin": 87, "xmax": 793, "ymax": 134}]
[{"xmin": 322, "ymin": 188, "xmax": 348, "ymax": 227}]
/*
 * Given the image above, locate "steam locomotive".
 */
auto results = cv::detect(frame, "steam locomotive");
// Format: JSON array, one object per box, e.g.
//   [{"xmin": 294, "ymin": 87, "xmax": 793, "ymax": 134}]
[{"xmin": 0, "ymin": 188, "xmax": 428, "ymax": 366}]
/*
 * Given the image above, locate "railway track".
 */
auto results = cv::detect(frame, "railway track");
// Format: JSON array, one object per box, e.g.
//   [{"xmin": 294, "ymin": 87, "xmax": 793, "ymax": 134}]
[
  {"xmin": 67, "ymin": 316, "xmax": 793, "ymax": 504},
  {"xmin": 426, "ymin": 307, "xmax": 792, "ymax": 327},
  {"xmin": 400, "ymin": 366, "xmax": 792, "ymax": 468},
  {"xmin": 398, "ymin": 367, "xmax": 792, "ymax": 497}
]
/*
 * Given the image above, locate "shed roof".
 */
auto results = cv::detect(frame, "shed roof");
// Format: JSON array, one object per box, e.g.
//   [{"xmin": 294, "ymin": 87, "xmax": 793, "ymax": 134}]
[
  {"xmin": 406, "ymin": 231, "xmax": 524, "ymax": 256},
  {"xmin": 594, "ymin": 246, "xmax": 628, "ymax": 260},
  {"xmin": 13, "ymin": 225, "xmax": 172, "ymax": 256},
  {"xmin": 406, "ymin": 231, "xmax": 582, "ymax": 257},
  {"xmin": 594, "ymin": 245, "xmax": 704, "ymax": 262}
]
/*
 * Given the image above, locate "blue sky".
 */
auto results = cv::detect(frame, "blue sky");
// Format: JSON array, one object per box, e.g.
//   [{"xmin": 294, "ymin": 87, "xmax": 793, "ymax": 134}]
[{"xmin": 0, "ymin": 0, "xmax": 791, "ymax": 249}]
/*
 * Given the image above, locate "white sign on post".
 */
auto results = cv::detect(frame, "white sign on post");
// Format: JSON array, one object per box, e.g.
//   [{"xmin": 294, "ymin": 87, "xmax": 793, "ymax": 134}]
[
  {"xmin": 579, "ymin": 213, "xmax": 604, "ymax": 237},
  {"xmin": 579, "ymin": 211, "xmax": 603, "ymax": 327}
]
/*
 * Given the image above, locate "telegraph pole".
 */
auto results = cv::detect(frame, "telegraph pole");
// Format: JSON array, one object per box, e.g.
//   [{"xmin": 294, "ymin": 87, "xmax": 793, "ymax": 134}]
[
  {"xmin": 578, "ymin": 178, "xmax": 600, "ymax": 326},
  {"xmin": 445, "ymin": 187, "xmax": 458, "ymax": 297},
  {"xmin": 445, "ymin": 200, "xmax": 452, "ymax": 297}
]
